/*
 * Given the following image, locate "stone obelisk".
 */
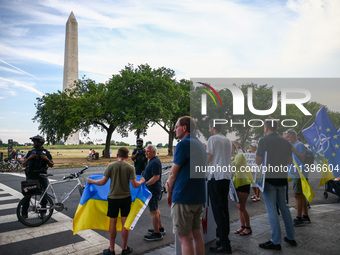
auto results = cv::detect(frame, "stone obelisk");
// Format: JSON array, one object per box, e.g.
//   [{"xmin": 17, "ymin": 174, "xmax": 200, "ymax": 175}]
[{"xmin": 63, "ymin": 11, "xmax": 79, "ymax": 145}]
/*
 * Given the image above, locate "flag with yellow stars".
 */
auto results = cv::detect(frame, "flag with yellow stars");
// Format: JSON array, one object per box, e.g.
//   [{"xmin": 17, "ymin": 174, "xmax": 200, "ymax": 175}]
[{"xmin": 302, "ymin": 106, "xmax": 340, "ymax": 185}]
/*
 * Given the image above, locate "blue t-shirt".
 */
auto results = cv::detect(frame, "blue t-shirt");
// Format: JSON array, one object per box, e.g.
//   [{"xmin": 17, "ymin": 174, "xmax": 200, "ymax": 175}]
[
  {"xmin": 172, "ymin": 134, "xmax": 206, "ymax": 205},
  {"xmin": 142, "ymin": 156, "xmax": 162, "ymax": 194},
  {"xmin": 290, "ymin": 141, "xmax": 308, "ymax": 177}
]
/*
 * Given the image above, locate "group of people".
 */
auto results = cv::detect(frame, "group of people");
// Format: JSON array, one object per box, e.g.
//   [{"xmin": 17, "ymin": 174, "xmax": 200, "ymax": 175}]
[
  {"xmin": 21, "ymin": 115, "xmax": 311, "ymax": 255},
  {"xmin": 87, "ymin": 139, "xmax": 165, "ymax": 255},
  {"xmin": 10, "ymin": 148, "xmax": 26, "ymax": 162},
  {"xmin": 88, "ymin": 148, "xmax": 97, "ymax": 160},
  {"xmin": 86, "ymin": 116, "xmax": 313, "ymax": 255}
]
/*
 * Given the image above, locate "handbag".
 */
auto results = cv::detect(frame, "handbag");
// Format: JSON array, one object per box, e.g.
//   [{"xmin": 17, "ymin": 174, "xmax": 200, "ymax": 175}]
[{"xmin": 21, "ymin": 179, "xmax": 42, "ymax": 196}]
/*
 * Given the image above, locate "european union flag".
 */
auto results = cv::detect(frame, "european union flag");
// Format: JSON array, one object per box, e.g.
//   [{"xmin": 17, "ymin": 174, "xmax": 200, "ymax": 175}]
[{"xmin": 302, "ymin": 106, "xmax": 340, "ymax": 179}]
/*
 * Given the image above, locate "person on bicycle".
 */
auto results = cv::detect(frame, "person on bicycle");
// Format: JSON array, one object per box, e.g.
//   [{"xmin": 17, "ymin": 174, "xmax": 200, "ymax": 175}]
[
  {"xmin": 21, "ymin": 135, "xmax": 54, "ymax": 218},
  {"xmin": 131, "ymin": 138, "xmax": 148, "ymax": 175}
]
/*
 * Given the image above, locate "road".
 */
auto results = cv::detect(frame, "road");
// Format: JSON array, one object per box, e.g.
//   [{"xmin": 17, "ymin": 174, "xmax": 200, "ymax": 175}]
[{"xmin": 0, "ymin": 164, "xmax": 339, "ymax": 255}]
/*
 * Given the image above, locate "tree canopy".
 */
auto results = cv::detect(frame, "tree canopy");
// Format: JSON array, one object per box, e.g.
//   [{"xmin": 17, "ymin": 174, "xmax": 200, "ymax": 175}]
[
  {"xmin": 191, "ymin": 83, "xmax": 340, "ymax": 148},
  {"xmin": 33, "ymin": 64, "xmax": 189, "ymax": 157}
]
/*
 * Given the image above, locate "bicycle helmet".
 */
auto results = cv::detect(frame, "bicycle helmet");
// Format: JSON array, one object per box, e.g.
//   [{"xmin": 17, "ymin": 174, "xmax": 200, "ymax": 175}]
[
  {"xmin": 136, "ymin": 138, "xmax": 143, "ymax": 143},
  {"xmin": 30, "ymin": 135, "xmax": 45, "ymax": 144}
]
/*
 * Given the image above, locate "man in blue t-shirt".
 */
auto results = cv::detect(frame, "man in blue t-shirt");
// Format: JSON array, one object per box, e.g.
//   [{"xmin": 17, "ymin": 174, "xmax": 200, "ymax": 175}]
[
  {"xmin": 166, "ymin": 116, "xmax": 206, "ymax": 255},
  {"xmin": 284, "ymin": 129, "xmax": 311, "ymax": 226},
  {"xmin": 142, "ymin": 145, "xmax": 165, "ymax": 241}
]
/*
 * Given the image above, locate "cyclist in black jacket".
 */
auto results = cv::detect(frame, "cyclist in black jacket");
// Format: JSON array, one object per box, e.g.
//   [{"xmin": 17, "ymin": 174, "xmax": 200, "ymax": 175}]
[{"xmin": 21, "ymin": 135, "xmax": 54, "ymax": 218}]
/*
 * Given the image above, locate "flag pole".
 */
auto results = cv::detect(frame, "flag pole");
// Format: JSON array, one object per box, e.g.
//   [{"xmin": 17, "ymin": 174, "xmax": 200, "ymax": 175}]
[{"xmin": 298, "ymin": 112, "xmax": 317, "ymax": 135}]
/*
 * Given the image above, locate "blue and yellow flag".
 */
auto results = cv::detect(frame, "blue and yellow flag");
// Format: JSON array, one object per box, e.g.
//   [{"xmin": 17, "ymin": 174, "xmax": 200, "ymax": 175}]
[
  {"xmin": 302, "ymin": 106, "xmax": 340, "ymax": 185},
  {"xmin": 288, "ymin": 155, "xmax": 315, "ymax": 203},
  {"xmin": 73, "ymin": 174, "xmax": 151, "ymax": 235}
]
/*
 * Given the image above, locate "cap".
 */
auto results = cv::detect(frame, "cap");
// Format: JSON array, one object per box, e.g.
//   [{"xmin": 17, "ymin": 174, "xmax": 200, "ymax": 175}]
[{"xmin": 30, "ymin": 135, "xmax": 45, "ymax": 144}]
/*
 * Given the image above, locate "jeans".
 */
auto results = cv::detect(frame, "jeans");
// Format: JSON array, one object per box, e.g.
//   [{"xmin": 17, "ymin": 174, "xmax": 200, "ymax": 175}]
[
  {"xmin": 208, "ymin": 179, "xmax": 231, "ymax": 248},
  {"xmin": 262, "ymin": 182, "xmax": 295, "ymax": 244}
]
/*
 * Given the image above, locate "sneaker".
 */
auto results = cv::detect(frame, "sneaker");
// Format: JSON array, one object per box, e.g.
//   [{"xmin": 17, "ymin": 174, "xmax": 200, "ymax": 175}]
[
  {"xmin": 148, "ymin": 227, "xmax": 166, "ymax": 235},
  {"xmin": 259, "ymin": 240, "xmax": 281, "ymax": 250},
  {"xmin": 209, "ymin": 245, "xmax": 232, "ymax": 254},
  {"xmin": 284, "ymin": 237, "xmax": 297, "ymax": 246},
  {"xmin": 301, "ymin": 215, "xmax": 311, "ymax": 224},
  {"xmin": 144, "ymin": 232, "xmax": 163, "ymax": 241},
  {"xmin": 293, "ymin": 217, "xmax": 304, "ymax": 227},
  {"xmin": 103, "ymin": 248, "xmax": 115, "ymax": 255},
  {"xmin": 22, "ymin": 212, "xmax": 28, "ymax": 219},
  {"xmin": 121, "ymin": 246, "xmax": 132, "ymax": 255}
]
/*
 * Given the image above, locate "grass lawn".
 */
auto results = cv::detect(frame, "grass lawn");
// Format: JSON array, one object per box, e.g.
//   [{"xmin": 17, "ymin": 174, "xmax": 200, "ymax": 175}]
[{"xmin": 0, "ymin": 146, "xmax": 173, "ymax": 169}]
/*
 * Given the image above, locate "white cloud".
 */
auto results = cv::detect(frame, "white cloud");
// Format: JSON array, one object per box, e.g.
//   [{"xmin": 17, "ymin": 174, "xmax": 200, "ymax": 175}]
[
  {"xmin": 0, "ymin": 77, "xmax": 43, "ymax": 96},
  {"xmin": 258, "ymin": 0, "xmax": 340, "ymax": 76}
]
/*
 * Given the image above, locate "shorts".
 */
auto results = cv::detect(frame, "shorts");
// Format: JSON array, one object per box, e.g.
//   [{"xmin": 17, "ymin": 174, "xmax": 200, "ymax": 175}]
[
  {"xmin": 107, "ymin": 196, "xmax": 131, "ymax": 218},
  {"xmin": 171, "ymin": 203, "xmax": 204, "ymax": 236},
  {"xmin": 236, "ymin": 184, "xmax": 251, "ymax": 194},
  {"xmin": 293, "ymin": 177, "xmax": 302, "ymax": 194},
  {"xmin": 148, "ymin": 193, "xmax": 160, "ymax": 211}
]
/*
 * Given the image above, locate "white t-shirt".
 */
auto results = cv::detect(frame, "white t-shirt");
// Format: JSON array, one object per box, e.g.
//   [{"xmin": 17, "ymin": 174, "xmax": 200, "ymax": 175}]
[{"xmin": 206, "ymin": 133, "xmax": 232, "ymax": 180}]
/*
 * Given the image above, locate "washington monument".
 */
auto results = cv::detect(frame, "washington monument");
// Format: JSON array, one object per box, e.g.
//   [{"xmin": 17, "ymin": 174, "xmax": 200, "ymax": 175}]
[{"xmin": 63, "ymin": 12, "xmax": 79, "ymax": 145}]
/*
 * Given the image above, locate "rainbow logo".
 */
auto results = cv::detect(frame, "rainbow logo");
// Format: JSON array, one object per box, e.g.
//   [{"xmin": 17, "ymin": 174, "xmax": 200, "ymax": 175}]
[{"xmin": 197, "ymin": 82, "xmax": 222, "ymax": 106}]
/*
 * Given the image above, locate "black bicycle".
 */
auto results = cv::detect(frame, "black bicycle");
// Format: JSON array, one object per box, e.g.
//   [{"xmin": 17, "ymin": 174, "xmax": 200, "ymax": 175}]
[{"xmin": 17, "ymin": 166, "xmax": 88, "ymax": 227}]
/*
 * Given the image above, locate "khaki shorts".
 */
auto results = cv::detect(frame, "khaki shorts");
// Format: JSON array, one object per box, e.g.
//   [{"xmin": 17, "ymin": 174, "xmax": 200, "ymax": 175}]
[
  {"xmin": 171, "ymin": 203, "xmax": 204, "ymax": 236},
  {"xmin": 292, "ymin": 174, "xmax": 303, "ymax": 194}
]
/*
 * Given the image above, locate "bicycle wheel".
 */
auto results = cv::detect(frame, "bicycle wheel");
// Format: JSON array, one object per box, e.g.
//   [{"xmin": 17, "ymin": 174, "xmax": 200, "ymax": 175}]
[
  {"xmin": 78, "ymin": 185, "xmax": 85, "ymax": 196},
  {"xmin": 16, "ymin": 162, "xmax": 23, "ymax": 171},
  {"xmin": 8, "ymin": 163, "xmax": 16, "ymax": 172},
  {"xmin": 17, "ymin": 193, "xmax": 54, "ymax": 227}
]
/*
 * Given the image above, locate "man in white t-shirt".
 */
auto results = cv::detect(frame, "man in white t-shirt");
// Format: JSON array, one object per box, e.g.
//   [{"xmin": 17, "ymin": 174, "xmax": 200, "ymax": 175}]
[{"xmin": 206, "ymin": 119, "xmax": 232, "ymax": 254}]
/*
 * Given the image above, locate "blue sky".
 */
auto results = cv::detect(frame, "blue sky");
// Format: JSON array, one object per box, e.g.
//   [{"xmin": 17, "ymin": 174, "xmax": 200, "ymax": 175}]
[{"xmin": 1, "ymin": 0, "xmax": 340, "ymax": 144}]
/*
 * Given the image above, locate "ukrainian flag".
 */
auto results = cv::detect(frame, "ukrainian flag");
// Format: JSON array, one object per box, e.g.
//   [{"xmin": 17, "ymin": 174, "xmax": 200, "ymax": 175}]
[
  {"xmin": 73, "ymin": 174, "xmax": 151, "ymax": 235},
  {"xmin": 288, "ymin": 156, "xmax": 315, "ymax": 203}
]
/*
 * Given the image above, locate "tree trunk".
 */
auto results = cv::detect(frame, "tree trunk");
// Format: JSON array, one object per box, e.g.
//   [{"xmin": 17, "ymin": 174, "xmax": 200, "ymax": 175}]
[
  {"xmin": 168, "ymin": 131, "xmax": 175, "ymax": 156},
  {"xmin": 104, "ymin": 125, "xmax": 116, "ymax": 158},
  {"xmin": 136, "ymin": 129, "xmax": 141, "ymax": 139}
]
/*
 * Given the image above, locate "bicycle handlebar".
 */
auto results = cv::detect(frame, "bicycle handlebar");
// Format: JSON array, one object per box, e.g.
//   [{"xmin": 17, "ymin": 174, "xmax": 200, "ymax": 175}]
[{"xmin": 63, "ymin": 166, "xmax": 88, "ymax": 180}]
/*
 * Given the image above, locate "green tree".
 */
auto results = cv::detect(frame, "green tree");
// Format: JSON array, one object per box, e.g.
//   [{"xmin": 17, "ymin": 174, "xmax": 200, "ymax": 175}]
[
  {"xmin": 34, "ymin": 77, "xmax": 128, "ymax": 157},
  {"xmin": 109, "ymin": 64, "xmax": 190, "ymax": 156},
  {"xmin": 145, "ymin": 141, "xmax": 152, "ymax": 146},
  {"xmin": 33, "ymin": 64, "xmax": 186, "ymax": 157},
  {"xmin": 155, "ymin": 79, "xmax": 191, "ymax": 155},
  {"xmin": 116, "ymin": 141, "xmax": 129, "ymax": 146}
]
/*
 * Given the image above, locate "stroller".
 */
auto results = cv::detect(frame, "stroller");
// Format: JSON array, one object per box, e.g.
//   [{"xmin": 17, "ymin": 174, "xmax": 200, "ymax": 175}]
[{"xmin": 324, "ymin": 179, "xmax": 340, "ymax": 203}]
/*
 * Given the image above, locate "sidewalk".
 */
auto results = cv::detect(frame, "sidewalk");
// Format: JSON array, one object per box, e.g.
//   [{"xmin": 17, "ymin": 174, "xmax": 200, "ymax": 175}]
[{"xmin": 146, "ymin": 203, "xmax": 340, "ymax": 255}]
